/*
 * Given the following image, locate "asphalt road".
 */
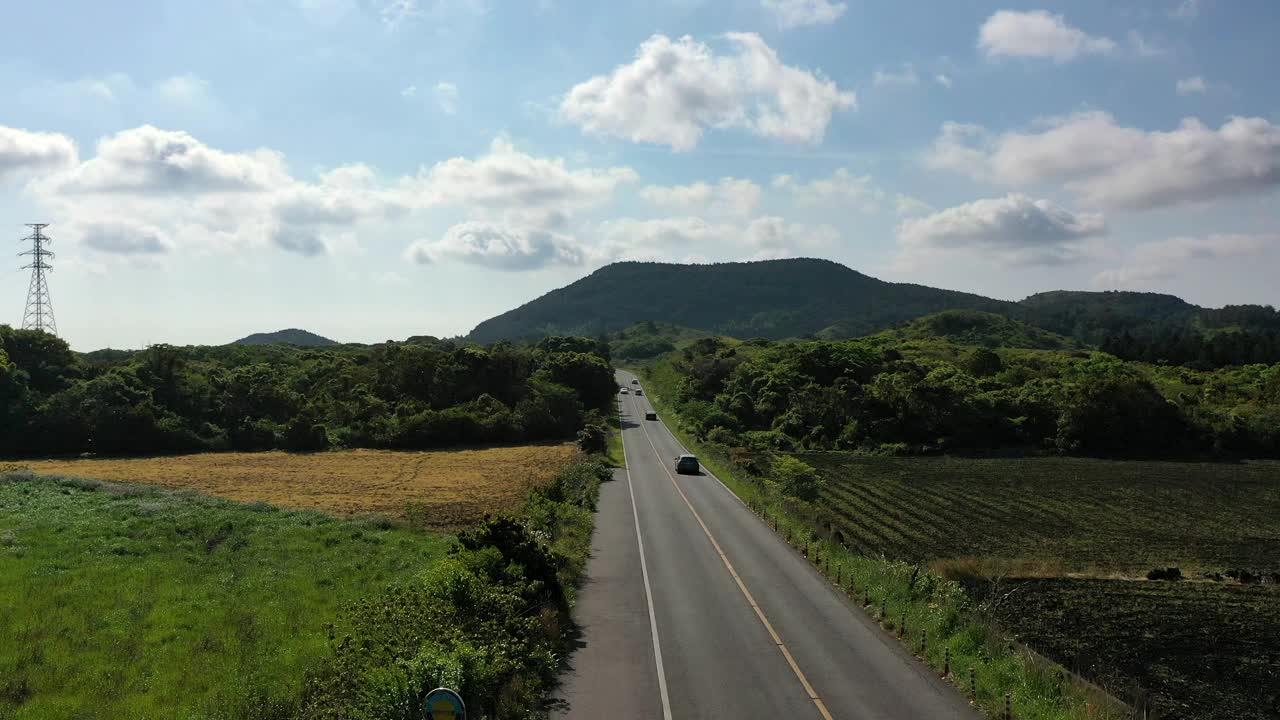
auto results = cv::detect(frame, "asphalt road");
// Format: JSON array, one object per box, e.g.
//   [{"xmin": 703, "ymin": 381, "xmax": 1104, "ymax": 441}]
[{"xmin": 553, "ymin": 370, "xmax": 980, "ymax": 719}]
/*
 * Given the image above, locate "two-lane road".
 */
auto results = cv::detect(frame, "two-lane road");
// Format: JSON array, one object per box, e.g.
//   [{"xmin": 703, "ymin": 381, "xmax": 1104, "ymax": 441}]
[{"xmin": 553, "ymin": 371, "xmax": 979, "ymax": 719}]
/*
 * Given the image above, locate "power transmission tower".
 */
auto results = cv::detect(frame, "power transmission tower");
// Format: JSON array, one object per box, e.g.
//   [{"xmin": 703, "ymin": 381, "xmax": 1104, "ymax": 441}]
[{"xmin": 19, "ymin": 223, "xmax": 57, "ymax": 336}]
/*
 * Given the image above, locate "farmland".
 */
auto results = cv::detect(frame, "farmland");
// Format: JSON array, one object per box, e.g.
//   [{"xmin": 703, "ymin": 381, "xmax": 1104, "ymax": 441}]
[
  {"xmin": 0, "ymin": 470, "xmax": 449, "ymax": 719},
  {"xmin": 794, "ymin": 452, "xmax": 1280, "ymax": 719},
  {"xmin": 18, "ymin": 443, "xmax": 579, "ymax": 529},
  {"xmin": 800, "ymin": 454, "xmax": 1280, "ymax": 573},
  {"xmin": 986, "ymin": 579, "xmax": 1280, "ymax": 720}
]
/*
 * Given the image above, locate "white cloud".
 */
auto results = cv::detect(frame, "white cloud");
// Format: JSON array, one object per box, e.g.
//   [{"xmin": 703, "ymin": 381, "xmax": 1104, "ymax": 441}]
[
  {"xmin": 761, "ymin": 0, "xmax": 846, "ymax": 29},
  {"xmin": 743, "ymin": 216, "xmax": 840, "ymax": 257},
  {"xmin": 935, "ymin": 74, "xmax": 953, "ymax": 89},
  {"xmin": 896, "ymin": 193, "xmax": 1106, "ymax": 266},
  {"xmin": 0, "ymin": 125, "xmax": 78, "ymax": 181},
  {"xmin": 924, "ymin": 112, "xmax": 1280, "ymax": 211},
  {"xmin": 894, "ymin": 194, "xmax": 933, "ymax": 217},
  {"xmin": 401, "ymin": 85, "xmax": 417, "ymax": 98},
  {"xmin": 640, "ymin": 176, "xmax": 761, "ymax": 217},
  {"xmin": 27, "ymin": 126, "xmax": 636, "ymax": 262},
  {"xmin": 40, "ymin": 125, "xmax": 289, "ymax": 195},
  {"xmin": 408, "ymin": 136, "xmax": 637, "ymax": 210},
  {"xmin": 772, "ymin": 167, "xmax": 883, "ymax": 212},
  {"xmin": 595, "ymin": 216, "xmax": 737, "ymax": 261},
  {"xmin": 1170, "ymin": 0, "xmax": 1199, "ymax": 21},
  {"xmin": 873, "ymin": 64, "xmax": 919, "ymax": 87},
  {"xmin": 80, "ymin": 222, "xmax": 172, "ymax": 255},
  {"xmin": 978, "ymin": 10, "xmax": 1116, "ymax": 63},
  {"xmin": 1127, "ymin": 31, "xmax": 1165, "ymax": 59},
  {"xmin": 559, "ymin": 33, "xmax": 855, "ymax": 151},
  {"xmin": 405, "ymin": 221, "xmax": 584, "ymax": 270},
  {"xmin": 435, "ymin": 82, "xmax": 459, "ymax": 114},
  {"xmin": 1094, "ymin": 233, "xmax": 1273, "ymax": 288},
  {"xmin": 1176, "ymin": 76, "xmax": 1207, "ymax": 95},
  {"xmin": 155, "ymin": 74, "xmax": 214, "ymax": 107}
]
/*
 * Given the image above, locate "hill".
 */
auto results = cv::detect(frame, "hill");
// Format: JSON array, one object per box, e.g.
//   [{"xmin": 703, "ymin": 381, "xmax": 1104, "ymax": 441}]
[
  {"xmin": 230, "ymin": 328, "xmax": 337, "ymax": 347},
  {"xmin": 880, "ymin": 310, "xmax": 1079, "ymax": 350},
  {"xmin": 469, "ymin": 259, "xmax": 1015, "ymax": 342}
]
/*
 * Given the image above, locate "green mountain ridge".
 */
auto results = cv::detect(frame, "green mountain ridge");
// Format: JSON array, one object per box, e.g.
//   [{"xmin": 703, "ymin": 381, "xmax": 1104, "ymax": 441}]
[
  {"xmin": 468, "ymin": 259, "xmax": 1279, "ymax": 346},
  {"xmin": 231, "ymin": 328, "xmax": 338, "ymax": 347}
]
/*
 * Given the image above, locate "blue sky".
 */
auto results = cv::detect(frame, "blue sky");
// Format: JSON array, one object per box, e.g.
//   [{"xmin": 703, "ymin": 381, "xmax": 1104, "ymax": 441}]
[{"xmin": 2, "ymin": 0, "xmax": 1278, "ymax": 350}]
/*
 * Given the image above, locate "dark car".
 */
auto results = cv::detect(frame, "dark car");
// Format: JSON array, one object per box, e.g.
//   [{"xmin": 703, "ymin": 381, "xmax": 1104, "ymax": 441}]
[
  {"xmin": 674, "ymin": 454, "xmax": 700, "ymax": 475},
  {"xmin": 635, "ymin": 389, "xmax": 644, "ymax": 396},
  {"xmin": 645, "ymin": 410, "xmax": 657, "ymax": 421},
  {"xmin": 631, "ymin": 379, "xmax": 639, "ymax": 385}
]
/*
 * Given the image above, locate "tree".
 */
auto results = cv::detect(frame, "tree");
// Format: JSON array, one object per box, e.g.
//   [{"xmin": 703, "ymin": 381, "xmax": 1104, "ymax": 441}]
[
  {"xmin": 770, "ymin": 455, "xmax": 823, "ymax": 502},
  {"xmin": 536, "ymin": 351, "xmax": 615, "ymax": 411}
]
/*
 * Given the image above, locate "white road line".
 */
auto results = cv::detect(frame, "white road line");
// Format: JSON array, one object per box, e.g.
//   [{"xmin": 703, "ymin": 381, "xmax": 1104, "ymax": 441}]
[
  {"xmin": 619, "ymin": 396, "xmax": 674, "ymax": 720},
  {"xmin": 632, "ymin": 388, "xmax": 835, "ymax": 720}
]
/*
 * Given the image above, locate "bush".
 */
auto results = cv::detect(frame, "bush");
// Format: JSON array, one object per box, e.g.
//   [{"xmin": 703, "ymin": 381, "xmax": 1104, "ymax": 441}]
[
  {"xmin": 576, "ymin": 421, "xmax": 608, "ymax": 455},
  {"xmin": 285, "ymin": 418, "xmax": 329, "ymax": 452},
  {"xmin": 771, "ymin": 455, "xmax": 823, "ymax": 502},
  {"xmin": 1146, "ymin": 567, "xmax": 1183, "ymax": 581}
]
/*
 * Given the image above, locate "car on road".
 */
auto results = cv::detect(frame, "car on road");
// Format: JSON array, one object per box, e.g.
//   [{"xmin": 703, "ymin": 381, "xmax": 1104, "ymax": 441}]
[
  {"xmin": 635, "ymin": 389, "xmax": 643, "ymax": 396},
  {"xmin": 619, "ymin": 387, "xmax": 629, "ymax": 394},
  {"xmin": 674, "ymin": 454, "xmax": 700, "ymax": 475},
  {"xmin": 631, "ymin": 379, "xmax": 639, "ymax": 385},
  {"xmin": 645, "ymin": 410, "xmax": 657, "ymax": 421}
]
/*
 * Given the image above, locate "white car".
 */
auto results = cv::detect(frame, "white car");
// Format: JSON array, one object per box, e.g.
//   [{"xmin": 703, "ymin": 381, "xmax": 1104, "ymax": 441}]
[{"xmin": 619, "ymin": 387, "xmax": 629, "ymax": 394}]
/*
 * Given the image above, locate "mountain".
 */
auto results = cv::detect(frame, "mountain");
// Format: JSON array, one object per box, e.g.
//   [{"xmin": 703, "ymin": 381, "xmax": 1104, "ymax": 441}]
[
  {"xmin": 231, "ymin": 329, "xmax": 338, "ymax": 347},
  {"xmin": 880, "ymin": 310, "xmax": 1079, "ymax": 350},
  {"xmin": 468, "ymin": 259, "xmax": 1280, "ymax": 347},
  {"xmin": 1017, "ymin": 291, "xmax": 1280, "ymax": 345},
  {"xmin": 468, "ymin": 259, "xmax": 1016, "ymax": 342}
]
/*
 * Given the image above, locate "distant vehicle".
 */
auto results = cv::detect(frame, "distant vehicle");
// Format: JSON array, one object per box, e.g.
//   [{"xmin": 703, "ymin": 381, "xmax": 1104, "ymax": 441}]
[
  {"xmin": 619, "ymin": 387, "xmax": 629, "ymax": 394},
  {"xmin": 631, "ymin": 379, "xmax": 639, "ymax": 385},
  {"xmin": 674, "ymin": 454, "xmax": 700, "ymax": 474},
  {"xmin": 645, "ymin": 410, "xmax": 657, "ymax": 421},
  {"xmin": 635, "ymin": 389, "xmax": 643, "ymax": 396}
]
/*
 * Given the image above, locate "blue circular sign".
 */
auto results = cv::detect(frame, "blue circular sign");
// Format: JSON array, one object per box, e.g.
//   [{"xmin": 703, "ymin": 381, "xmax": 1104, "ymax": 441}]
[{"xmin": 422, "ymin": 687, "xmax": 466, "ymax": 720}]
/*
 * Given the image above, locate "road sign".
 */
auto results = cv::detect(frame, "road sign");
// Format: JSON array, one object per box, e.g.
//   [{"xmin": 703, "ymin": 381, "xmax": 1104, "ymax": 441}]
[{"xmin": 422, "ymin": 687, "xmax": 466, "ymax": 720}]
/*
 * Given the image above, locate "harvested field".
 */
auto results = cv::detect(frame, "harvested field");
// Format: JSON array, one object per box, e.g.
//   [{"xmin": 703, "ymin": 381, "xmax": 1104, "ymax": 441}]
[
  {"xmin": 18, "ymin": 443, "xmax": 579, "ymax": 527},
  {"xmin": 986, "ymin": 579, "xmax": 1280, "ymax": 720}
]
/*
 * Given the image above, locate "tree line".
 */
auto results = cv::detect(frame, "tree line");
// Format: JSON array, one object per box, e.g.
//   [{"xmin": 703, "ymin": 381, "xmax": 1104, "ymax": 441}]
[
  {"xmin": 660, "ymin": 336, "xmax": 1280, "ymax": 458},
  {"xmin": 0, "ymin": 326, "xmax": 616, "ymax": 458}
]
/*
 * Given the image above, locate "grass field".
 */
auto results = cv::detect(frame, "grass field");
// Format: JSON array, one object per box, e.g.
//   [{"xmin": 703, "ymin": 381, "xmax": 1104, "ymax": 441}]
[
  {"xmin": 0, "ymin": 470, "xmax": 449, "ymax": 720},
  {"xmin": 986, "ymin": 579, "xmax": 1280, "ymax": 720},
  {"xmin": 799, "ymin": 454, "xmax": 1280, "ymax": 574},
  {"xmin": 16, "ymin": 443, "xmax": 579, "ymax": 529}
]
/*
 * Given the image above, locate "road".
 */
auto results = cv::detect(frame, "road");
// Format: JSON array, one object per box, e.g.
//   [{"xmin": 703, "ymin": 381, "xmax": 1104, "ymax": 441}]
[{"xmin": 553, "ymin": 370, "xmax": 980, "ymax": 719}]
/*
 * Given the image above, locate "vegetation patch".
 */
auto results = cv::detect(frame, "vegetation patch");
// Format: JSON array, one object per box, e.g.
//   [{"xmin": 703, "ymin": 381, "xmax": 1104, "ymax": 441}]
[
  {"xmin": 0, "ymin": 469, "xmax": 449, "ymax": 719},
  {"xmin": 19, "ymin": 444, "xmax": 579, "ymax": 529}
]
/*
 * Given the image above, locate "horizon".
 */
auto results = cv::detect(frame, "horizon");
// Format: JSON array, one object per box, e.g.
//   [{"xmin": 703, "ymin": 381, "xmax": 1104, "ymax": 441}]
[{"xmin": 5, "ymin": 1, "xmax": 1279, "ymax": 350}]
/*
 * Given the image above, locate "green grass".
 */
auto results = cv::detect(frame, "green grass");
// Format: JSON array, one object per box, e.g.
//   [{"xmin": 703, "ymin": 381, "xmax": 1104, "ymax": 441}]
[
  {"xmin": 605, "ymin": 412, "xmax": 625, "ymax": 468},
  {"xmin": 800, "ymin": 454, "xmax": 1280, "ymax": 573},
  {"xmin": 633, "ymin": 364, "xmax": 1128, "ymax": 720},
  {"xmin": 0, "ymin": 471, "xmax": 448, "ymax": 720}
]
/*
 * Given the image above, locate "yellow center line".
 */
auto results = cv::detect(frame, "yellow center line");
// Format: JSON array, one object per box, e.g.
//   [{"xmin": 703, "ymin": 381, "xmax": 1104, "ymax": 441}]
[{"xmin": 630, "ymin": 393, "xmax": 836, "ymax": 720}]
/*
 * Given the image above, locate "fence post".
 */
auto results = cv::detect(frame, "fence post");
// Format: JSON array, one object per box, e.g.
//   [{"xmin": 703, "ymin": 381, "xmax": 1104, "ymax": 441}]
[
  {"xmin": 880, "ymin": 597, "xmax": 887, "ymax": 619},
  {"xmin": 920, "ymin": 630, "xmax": 927, "ymax": 656},
  {"xmin": 1004, "ymin": 692, "xmax": 1012, "ymax": 720},
  {"xmin": 969, "ymin": 666, "xmax": 976, "ymax": 700},
  {"xmin": 943, "ymin": 647, "xmax": 951, "ymax": 678},
  {"xmin": 898, "ymin": 615, "xmax": 905, "ymax": 638},
  {"xmin": 836, "ymin": 565, "xmax": 841, "ymax": 586}
]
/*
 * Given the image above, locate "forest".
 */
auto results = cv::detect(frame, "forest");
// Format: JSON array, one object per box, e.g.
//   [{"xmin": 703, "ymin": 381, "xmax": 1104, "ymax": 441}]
[
  {"xmin": 655, "ymin": 333, "xmax": 1280, "ymax": 458},
  {"xmin": 0, "ymin": 326, "xmax": 615, "ymax": 458}
]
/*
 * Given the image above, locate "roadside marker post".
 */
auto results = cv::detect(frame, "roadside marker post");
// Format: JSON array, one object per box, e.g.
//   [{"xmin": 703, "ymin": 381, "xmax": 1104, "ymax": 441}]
[
  {"xmin": 422, "ymin": 687, "xmax": 465, "ymax": 720},
  {"xmin": 969, "ymin": 666, "xmax": 977, "ymax": 700}
]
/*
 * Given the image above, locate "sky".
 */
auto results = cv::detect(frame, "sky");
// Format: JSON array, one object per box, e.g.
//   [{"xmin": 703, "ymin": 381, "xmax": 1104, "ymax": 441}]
[{"xmin": 1, "ymin": 0, "xmax": 1278, "ymax": 350}]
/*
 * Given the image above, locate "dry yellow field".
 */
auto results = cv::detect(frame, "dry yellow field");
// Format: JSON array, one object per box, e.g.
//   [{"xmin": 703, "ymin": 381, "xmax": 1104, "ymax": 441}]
[{"xmin": 19, "ymin": 444, "xmax": 580, "ymax": 526}]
